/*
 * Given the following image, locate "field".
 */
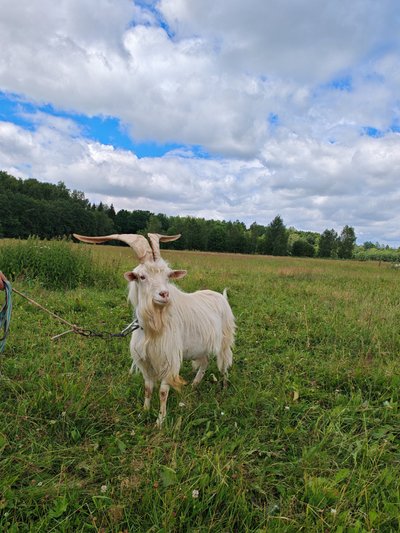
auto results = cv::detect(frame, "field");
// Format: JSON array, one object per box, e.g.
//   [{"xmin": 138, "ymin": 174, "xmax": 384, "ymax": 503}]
[{"xmin": 1, "ymin": 243, "xmax": 399, "ymax": 532}]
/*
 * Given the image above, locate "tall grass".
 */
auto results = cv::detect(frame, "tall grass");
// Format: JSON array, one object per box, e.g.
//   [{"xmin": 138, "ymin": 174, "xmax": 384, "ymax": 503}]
[{"xmin": 0, "ymin": 237, "xmax": 118, "ymax": 289}]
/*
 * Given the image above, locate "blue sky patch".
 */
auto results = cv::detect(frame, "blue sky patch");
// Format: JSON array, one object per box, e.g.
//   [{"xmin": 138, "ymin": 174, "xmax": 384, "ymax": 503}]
[
  {"xmin": 362, "ymin": 126, "xmax": 384, "ymax": 138},
  {"xmin": 330, "ymin": 75, "xmax": 352, "ymax": 91},
  {"xmin": 0, "ymin": 92, "xmax": 37, "ymax": 131},
  {"xmin": 0, "ymin": 91, "xmax": 211, "ymax": 158},
  {"xmin": 268, "ymin": 112, "xmax": 279, "ymax": 125},
  {"xmin": 317, "ymin": 75, "xmax": 353, "ymax": 94},
  {"xmin": 132, "ymin": 0, "xmax": 175, "ymax": 39}
]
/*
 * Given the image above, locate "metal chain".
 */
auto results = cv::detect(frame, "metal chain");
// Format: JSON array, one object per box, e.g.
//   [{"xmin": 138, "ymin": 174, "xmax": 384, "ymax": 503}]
[{"xmin": 64, "ymin": 319, "xmax": 141, "ymax": 340}]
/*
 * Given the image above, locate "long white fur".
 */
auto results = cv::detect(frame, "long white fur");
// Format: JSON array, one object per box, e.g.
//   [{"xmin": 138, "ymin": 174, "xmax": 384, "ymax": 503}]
[{"xmin": 126, "ymin": 258, "xmax": 235, "ymax": 426}]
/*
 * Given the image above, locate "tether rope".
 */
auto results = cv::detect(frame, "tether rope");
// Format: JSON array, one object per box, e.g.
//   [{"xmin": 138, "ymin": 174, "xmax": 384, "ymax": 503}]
[
  {"xmin": 0, "ymin": 278, "xmax": 140, "ymax": 349},
  {"xmin": 0, "ymin": 279, "xmax": 12, "ymax": 353}
]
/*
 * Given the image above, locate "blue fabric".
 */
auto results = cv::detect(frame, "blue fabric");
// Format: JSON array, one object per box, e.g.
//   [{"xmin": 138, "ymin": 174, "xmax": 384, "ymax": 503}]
[{"xmin": 0, "ymin": 280, "xmax": 12, "ymax": 353}]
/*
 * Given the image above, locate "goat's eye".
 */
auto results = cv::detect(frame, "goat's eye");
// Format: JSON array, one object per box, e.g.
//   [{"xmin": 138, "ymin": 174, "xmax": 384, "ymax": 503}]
[{"xmin": 140, "ymin": 275, "xmax": 146, "ymax": 281}]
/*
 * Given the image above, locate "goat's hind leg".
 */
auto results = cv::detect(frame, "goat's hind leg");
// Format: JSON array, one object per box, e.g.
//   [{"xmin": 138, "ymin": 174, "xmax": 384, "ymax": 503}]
[{"xmin": 192, "ymin": 357, "xmax": 209, "ymax": 387}]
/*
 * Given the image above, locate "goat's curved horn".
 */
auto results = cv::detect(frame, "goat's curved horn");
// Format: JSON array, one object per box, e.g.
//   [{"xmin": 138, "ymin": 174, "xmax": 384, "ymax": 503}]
[
  {"xmin": 148, "ymin": 233, "xmax": 181, "ymax": 260},
  {"xmin": 73, "ymin": 233, "xmax": 154, "ymax": 263}
]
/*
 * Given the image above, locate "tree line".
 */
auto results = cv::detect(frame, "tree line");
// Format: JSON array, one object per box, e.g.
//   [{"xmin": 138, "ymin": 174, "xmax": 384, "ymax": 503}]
[{"xmin": 0, "ymin": 170, "xmax": 370, "ymax": 259}]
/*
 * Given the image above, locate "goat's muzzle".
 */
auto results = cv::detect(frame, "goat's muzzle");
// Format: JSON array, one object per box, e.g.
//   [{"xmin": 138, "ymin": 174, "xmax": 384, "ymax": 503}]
[{"xmin": 153, "ymin": 290, "xmax": 170, "ymax": 306}]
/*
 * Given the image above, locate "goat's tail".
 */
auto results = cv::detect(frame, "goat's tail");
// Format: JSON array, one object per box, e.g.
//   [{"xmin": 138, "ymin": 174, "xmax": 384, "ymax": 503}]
[
  {"xmin": 217, "ymin": 317, "xmax": 235, "ymax": 375},
  {"xmin": 167, "ymin": 374, "xmax": 187, "ymax": 392},
  {"xmin": 222, "ymin": 288, "xmax": 229, "ymax": 300}
]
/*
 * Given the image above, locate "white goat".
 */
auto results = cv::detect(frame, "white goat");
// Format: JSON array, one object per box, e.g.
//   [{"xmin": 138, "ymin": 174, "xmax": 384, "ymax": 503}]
[{"xmin": 73, "ymin": 232, "xmax": 235, "ymax": 426}]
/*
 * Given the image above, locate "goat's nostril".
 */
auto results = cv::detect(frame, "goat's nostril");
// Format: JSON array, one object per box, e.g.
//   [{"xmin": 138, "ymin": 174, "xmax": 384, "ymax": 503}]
[{"xmin": 159, "ymin": 290, "xmax": 169, "ymax": 299}]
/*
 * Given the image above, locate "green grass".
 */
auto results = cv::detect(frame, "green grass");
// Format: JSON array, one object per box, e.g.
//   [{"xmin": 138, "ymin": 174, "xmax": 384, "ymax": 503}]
[
  {"xmin": 0, "ymin": 237, "xmax": 118, "ymax": 290},
  {"xmin": 0, "ymin": 245, "xmax": 399, "ymax": 531}
]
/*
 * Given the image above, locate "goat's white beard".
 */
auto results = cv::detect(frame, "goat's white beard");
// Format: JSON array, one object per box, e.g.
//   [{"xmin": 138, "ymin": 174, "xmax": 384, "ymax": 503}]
[
  {"xmin": 128, "ymin": 282, "xmax": 182, "ymax": 383},
  {"xmin": 129, "ymin": 282, "xmax": 168, "ymax": 335},
  {"xmin": 142, "ymin": 294, "xmax": 167, "ymax": 336}
]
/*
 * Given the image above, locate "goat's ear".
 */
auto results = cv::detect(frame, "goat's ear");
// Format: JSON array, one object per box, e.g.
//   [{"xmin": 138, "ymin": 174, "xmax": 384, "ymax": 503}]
[
  {"xmin": 124, "ymin": 271, "xmax": 138, "ymax": 282},
  {"xmin": 169, "ymin": 270, "xmax": 187, "ymax": 280}
]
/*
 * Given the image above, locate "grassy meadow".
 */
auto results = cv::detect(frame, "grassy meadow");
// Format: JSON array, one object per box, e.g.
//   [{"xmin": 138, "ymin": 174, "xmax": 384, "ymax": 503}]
[{"xmin": 0, "ymin": 240, "xmax": 399, "ymax": 532}]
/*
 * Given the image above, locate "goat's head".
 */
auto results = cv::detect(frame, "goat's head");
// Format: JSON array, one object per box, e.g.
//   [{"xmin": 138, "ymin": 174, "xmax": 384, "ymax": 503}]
[
  {"xmin": 73, "ymin": 232, "xmax": 186, "ymax": 307},
  {"xmin": 124, "ymin": 260, "xmax": 186, "ymax": 306}
]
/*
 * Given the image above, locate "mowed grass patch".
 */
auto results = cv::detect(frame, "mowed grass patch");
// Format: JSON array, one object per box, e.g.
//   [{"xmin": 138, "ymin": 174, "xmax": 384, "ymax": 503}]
[{"xmin": 0, "ymin": 245, "xmax": 399, "ymax": 531}]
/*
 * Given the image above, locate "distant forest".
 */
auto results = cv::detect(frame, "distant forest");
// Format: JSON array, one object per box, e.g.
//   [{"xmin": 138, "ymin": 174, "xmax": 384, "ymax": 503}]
[{"xmin": 1, "ymin": 170, "xmax": 396, "ymax": 260}]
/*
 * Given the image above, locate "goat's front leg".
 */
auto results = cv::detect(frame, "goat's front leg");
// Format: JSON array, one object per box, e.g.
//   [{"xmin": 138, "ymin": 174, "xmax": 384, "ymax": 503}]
[
  {"xmin": 156, "ymin": 381, "xmax": 170, "ymax": 428},
  {"xmin": 143, "ymin": 379, "xmax": 154, "ymax": 411}
]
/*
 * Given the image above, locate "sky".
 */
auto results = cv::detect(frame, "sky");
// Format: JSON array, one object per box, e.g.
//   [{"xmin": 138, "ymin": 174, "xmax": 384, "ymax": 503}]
[{"xmin": 1, "ymin": 0, "xmax": 400, "ymax": 246}]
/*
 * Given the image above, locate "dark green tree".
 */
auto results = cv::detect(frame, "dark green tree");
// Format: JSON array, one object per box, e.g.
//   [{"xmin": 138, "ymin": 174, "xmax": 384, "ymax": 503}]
[
  {"xmin": 114, "ymin": 209, "xmax": 152, "ymax": 234},
  {"xmin": 262, "ymin": 215, "xmax": 288, "ymax": 256},
  {"xmin": 106, "ymin": 204, "xmax": 116, "ymax": 221},
  {"xmin": 338, "ymin": 225, "xmax": 356, "ymax": 259},
  {"xmin": 156, "ymin": 212, "xmax": 170, "ymax": 232},
  {"xmin": 318, "ymin": 229, "xmax": 338, "ymax": 258},
  {"xmin": 249, "ymin": 222, "xmax": 265, "ymax": 254},
  {"xmin": 292, "ymin": 239, "xmax": 315, "ymax": 257},
  {"xmin": 362, "ymin": 241, "xmax": 375, "ymax": 250},
  {"xmin": 165, "ymin": 217, "xmax": 186, "ymax": 250},
  {"xmin": 0, "ymin": 171, "xmax": 115, "ymax": 239},
  {"xmin": 226, "ymin": 221, "xmax": 248, "ymax": 253},
  {"xmin": 207, "ymin": 222, "xmax": 227, "ymax": 252},
  {"xmin": 145, "ymin": 214, "xmax": 163, "ymax": 234}
]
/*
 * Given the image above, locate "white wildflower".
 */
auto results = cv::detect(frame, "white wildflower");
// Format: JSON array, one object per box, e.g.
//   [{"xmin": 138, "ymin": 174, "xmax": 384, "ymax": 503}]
[
  {"xmin": 101, "ymin": 485, "xmax": 107, "ymax": 493},
  {"xmin": 179, "ymin": 402, "xmax": 185, "ymax": 407},
  {"xmin": 192, "ymin": 489, "xmax": 199, "ymax": 499}
]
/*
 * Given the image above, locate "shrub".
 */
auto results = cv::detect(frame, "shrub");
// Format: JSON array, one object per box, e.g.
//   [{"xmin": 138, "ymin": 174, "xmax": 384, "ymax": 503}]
[
  {"xmin": 0, "ymin": 237, "xmax": 117, "ymax": 290},
  {"xmin": 292, "ymin": 239, "xmax": 315, "ymax": 257},
  {"xmin": 354, "ymin": 248, "xmax": 400, "ymax": 263}
]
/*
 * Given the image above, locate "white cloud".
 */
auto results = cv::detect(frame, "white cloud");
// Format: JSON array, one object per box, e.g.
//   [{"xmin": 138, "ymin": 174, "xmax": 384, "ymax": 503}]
[
  {"xmin": 1, "ymin": 1, "xmax": 400, "ymax": 244},
  {"xmin": 1, "ymin": 0, "xmax": 398, "ymax": 156},
  {"xmin": 159, "ymin": 0, "xmax": 399, "ymax": 83},
  {"xmin": 1, "ymin": 113, "xmax": 400, "ymax": 245}
]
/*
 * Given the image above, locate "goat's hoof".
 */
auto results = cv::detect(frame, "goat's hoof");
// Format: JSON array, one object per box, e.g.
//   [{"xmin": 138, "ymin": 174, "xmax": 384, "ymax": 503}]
[{"xmin": 155, "ymin": 416, "xmax": 165, "ymax": 429}]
